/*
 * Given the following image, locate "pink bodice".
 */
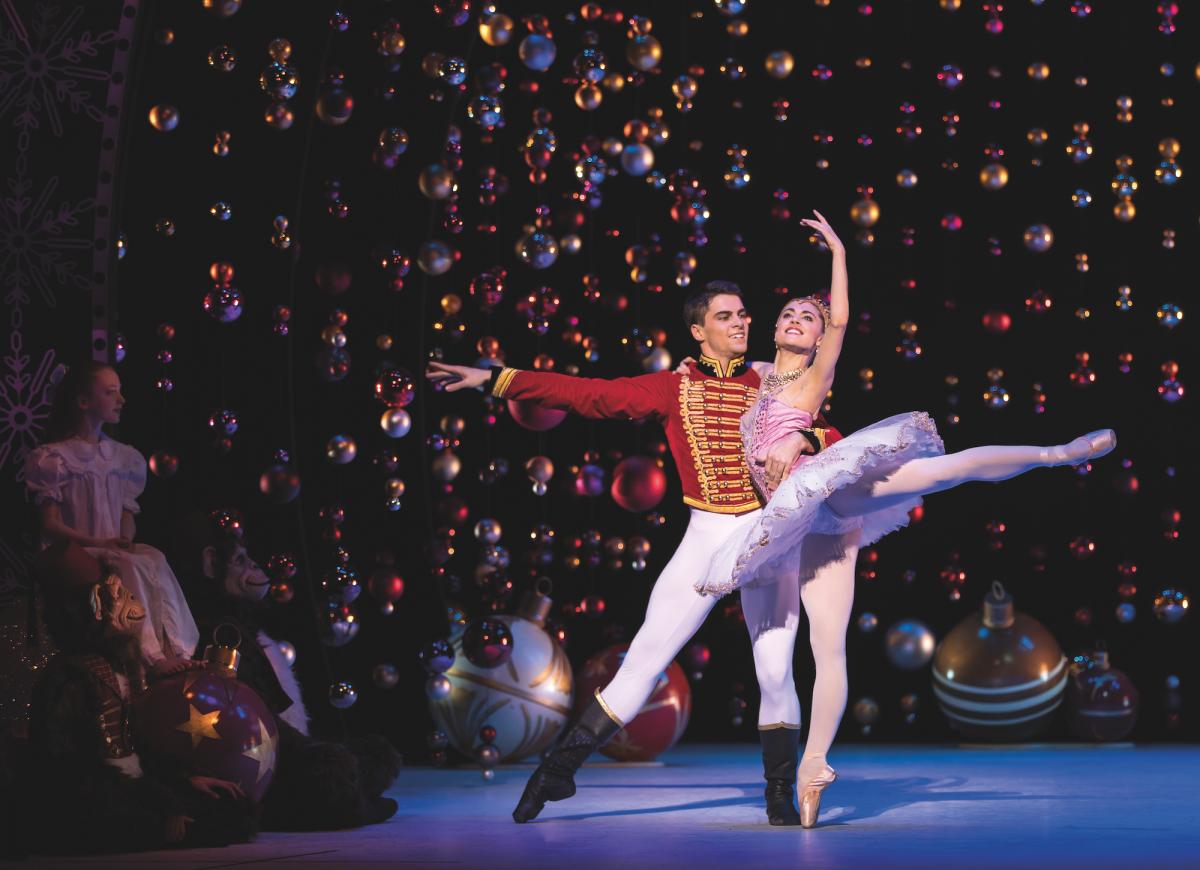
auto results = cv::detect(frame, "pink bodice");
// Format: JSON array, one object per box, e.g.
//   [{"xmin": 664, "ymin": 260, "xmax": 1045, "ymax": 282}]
[{"xmin": 742, "ymin": 395, "xmax": 815, "ymax": 498}]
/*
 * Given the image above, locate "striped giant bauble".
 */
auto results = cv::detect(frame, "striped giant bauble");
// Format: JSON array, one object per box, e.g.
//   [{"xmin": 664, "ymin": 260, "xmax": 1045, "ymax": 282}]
[{"xmin": 932, "ymin": 582, "xmax": 1066, "ymax": 741}]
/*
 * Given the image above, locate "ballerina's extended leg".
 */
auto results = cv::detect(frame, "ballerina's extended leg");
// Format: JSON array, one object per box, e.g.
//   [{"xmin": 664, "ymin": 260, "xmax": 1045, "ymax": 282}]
[{"xmin": 825, "ymin": 429, "xmax": 1116, "ymax": 518}]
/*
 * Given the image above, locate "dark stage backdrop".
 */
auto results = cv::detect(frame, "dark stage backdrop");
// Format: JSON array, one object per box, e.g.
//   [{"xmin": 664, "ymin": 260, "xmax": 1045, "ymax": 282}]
[{"xmin": 3, "ymin": 1, "xmax": 1193, "ymax": 757}]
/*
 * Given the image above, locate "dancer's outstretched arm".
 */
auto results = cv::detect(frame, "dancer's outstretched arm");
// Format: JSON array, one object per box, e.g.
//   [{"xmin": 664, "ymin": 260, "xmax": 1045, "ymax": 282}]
[
  {"xmin": 791, "ymin": 211, "xmax": 849, "ymax": 416},
  {"xmin": 426, "ymin": 361, "xmax": 672, "ymax": 421}
]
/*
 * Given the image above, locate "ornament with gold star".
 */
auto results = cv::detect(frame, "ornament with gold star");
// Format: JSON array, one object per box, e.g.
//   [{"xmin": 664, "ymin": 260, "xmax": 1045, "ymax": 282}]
[{"xmin": 134, "ymin": 626, "xmax": 280, "ymax": 801}]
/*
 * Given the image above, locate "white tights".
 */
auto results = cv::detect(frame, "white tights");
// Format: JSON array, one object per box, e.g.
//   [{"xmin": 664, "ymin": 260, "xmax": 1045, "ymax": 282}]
[{"xmin": 598, "ymin": 508, "xmax": 761, "ymax": 725}]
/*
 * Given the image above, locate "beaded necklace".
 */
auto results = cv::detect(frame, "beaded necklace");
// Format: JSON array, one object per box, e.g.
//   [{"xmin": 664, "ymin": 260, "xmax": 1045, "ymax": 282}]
[{"xmin": 761, "ymin": 367, "xmax": 806, "ymax": 396}]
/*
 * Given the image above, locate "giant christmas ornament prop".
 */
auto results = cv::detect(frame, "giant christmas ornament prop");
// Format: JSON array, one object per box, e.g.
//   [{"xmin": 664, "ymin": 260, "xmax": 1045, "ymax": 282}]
[
  {"xmin": 1067, "ymin": 648, "xmax": 1139, "ymax": 741},
  {"xmin": 428, "ymin": 585, "xmax": 574, "ymax": 763},
  {"xmin": 932, "ymin": 582, "xmax": 1066, "ymax": 740},
  {"xmin": 574, "ymin": 644, "xmax": 691, "ymax": 762},
  {"xmin": 134, "ymin": 625, "xmax": 279, "ymax": 801}
]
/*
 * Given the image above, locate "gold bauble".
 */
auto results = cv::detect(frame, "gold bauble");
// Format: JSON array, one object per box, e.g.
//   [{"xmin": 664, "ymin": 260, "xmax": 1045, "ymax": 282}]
[
  {"xmin": 431, "ymin": 452, "xmax": 462, "ymax": 482},
  {"xmin": 420, "ymin": 51, "xmax": 443, "ymax": 78},
  {"xmin": 671, "ymin": 75, "xmax": 698, "ymax": 100},
  {"xmin": 418, "ymin": 164, "xmax": 455, "ymax": 200},
  {"xmin": 148, "ymin": 104, "xmax": 179, "ymax": 132},
  {"xmin": 1113, "ymin": 200, "xmax": 1136, "ymax": 222},
  {"xmin": 1158, "ymin": 137, "xmax": 1181, "ymax": 159},
  {"xmin": 849, "ymin": 197, "xmax": 880, "ymax": 227},
  {"xmin": 267, "ymin": 37, "xmax": 293, "ymax": 62},
  {"xmin": 625, "ymin": 35, "xmax": 662, "ymax": 72},
  {"xmin": 378, "ymin": 31, "xmax": 405, "ymax": 57},
  {"xmin": 574, "ymin": 83, "xmax": 603, "ymax": 111},
  {"xmin": 1026, "ymin": 61, "xmax": 1050, "ymax": 81},
  {"xmin": 478, "ymin": 12, "xmax": 514, "ymax": 46},
  {"xmin": 764, "ymin": 50, "xmax": 794, "ymax": 79},
  {"xmin": 979, "ymin": 163, "xmax": 1009, "ymax": 190}
]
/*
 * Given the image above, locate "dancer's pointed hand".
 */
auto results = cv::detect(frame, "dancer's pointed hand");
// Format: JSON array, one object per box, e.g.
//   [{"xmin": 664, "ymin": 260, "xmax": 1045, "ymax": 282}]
[
  {"xmin": 674, "ymin": 356, "xmax": 696, "ymax": 374},
  {"xmin": 425, "ymin": 361, "xmax": 491, "ymax": 393},
  {"xmin": 801, "ymin": 209, "xmax": 844, "ymax": 254}
]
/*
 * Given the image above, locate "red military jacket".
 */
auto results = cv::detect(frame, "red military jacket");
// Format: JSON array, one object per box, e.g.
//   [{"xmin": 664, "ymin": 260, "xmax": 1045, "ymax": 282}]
[{"xmin": 493, "ymin": 353, "xmax": 842, "ymax": 516}]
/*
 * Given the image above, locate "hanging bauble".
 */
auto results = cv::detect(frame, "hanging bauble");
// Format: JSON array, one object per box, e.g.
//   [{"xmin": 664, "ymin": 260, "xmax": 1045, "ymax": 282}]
[
  {"xmin": 849, "ymin": 196, "xmax": 880, "ymax": 227},
  {"xmin": 932, "ymin": 582, "xmax": 1066, "ymax": 740},
  {"xmin": 134, "ymin": 627, "xmax": 278, "ymax": 802},
  {"xmin": 611, "ymin": 455, "xmax": 667, "ymax": 512},
  {"xmin": 625, "ymin": 34, "xmax": 662, "ymax": 71},
  {"xmin": 518, "ymin": 34, "xmax": 556, "ymax": 71},
  {"xmin": 428, "ymin": 586, "xmax": 574, "ymax": 762},
  {"xmin": 574, "ymin": 644, "xmax": 691, "ymax": 762},
  {"xmin": 508, "ymin": 398, "xmax": 567, "ymax": 431},
  {"xmin": 1067, "ymin": 649, "xmax": 1139, "ymax": 741},
  {"xmin": 461, "ymin": 618, "xmax": 514, "ymax": 668},
  {"xmin": 315, "ymin": 86, "xmax": 354, "ymax": 125},
  {"xmin": 884, "ymin": 619, "xmax": 936, "ymax": 670}
]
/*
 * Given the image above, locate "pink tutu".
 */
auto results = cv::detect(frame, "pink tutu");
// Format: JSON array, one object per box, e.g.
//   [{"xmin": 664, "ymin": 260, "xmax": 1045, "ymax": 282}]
[{"xmin": 695, "ymin": 409, "xmax": 944, "ymax": 596}]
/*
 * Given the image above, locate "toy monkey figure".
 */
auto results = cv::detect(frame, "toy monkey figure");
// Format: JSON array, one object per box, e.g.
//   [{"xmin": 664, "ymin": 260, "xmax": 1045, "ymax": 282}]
[
  {"xmin": 184, "ymin": 509, "xmax": 401, "ymax": 830},
  {"xmin": 21, "ymin": 541, "xmax": 256, "ymax": 854}
]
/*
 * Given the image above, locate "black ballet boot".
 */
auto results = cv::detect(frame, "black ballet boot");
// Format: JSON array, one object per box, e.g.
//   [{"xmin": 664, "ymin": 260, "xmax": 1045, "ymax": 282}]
[
  {"xmin": 760, "ymin": 727, "xmax": 801, "ymax": 826},
  {"xmin": 512, "ymin": 694, "xmax": 621, "ymax": 823}
]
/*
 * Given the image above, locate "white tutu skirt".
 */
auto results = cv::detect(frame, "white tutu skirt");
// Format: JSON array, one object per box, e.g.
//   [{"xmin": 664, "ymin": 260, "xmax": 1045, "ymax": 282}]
[{"xmin": 695, "ymin": 411, "xmax": 945, "ymax": 596}]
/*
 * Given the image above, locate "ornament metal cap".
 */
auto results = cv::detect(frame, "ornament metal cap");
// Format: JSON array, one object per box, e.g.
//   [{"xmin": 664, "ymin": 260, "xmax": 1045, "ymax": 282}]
[
  {"xmin": 517, "ymin": 577, "xmax": 553, "ymax": 626},
  {"xmin": 982, "ymin": 581, "xmax": 1015, "ymax": 629},
  {"xmin": 203, "ymin": 622, "xmax": 243, "ymax": 674}
]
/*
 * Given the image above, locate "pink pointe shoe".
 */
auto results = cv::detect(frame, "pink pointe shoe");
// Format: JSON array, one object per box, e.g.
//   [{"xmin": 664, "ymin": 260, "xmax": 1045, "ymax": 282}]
[
  {"xmin": 1050, "ymin": 429, "xmax": 1117, "ymax": 466},
  {"xmin": 797, "ymin": 761, "xmax": 837, "ymax": 829}
]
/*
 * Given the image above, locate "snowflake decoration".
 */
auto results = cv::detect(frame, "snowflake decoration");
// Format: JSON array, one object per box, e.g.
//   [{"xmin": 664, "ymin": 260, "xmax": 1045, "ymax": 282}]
[
  {"xmin": 0, "ymin": 171, "xmax": 94, "ymax": 307},
  {"xmin": 0, "ymin": 338, "xmax": 55, "ymax": 475},
  {"xmin": 0, "ymin": 2, "xmax": 116, "ymax": 139}
]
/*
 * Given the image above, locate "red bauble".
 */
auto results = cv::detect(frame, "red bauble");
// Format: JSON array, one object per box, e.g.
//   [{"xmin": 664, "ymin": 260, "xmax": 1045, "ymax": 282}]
[
  {"xmin": 1067, "ymin": 653, "xmax": 1139, "ymax": 741},
  {"xmin": 368, "ymin": 567, "xmax": 405, "ymax": 604},
  {"xmin": 981, "ymin": 309, "xmax": 1012, "ymax": 334},
  {"xmin": 134, "ymin": 665, "xmax": 279, "ymax": 802},
  {"xmin": 575, "ymin": 644, "xmax": 691, "ymax": 761},
  {"xmin": 507, "ymin": 398, "xmax": 567, "ymax": 431},
  {"xmin": 610, "ymin": 455, "xmax": 667, "ymax": 513}
]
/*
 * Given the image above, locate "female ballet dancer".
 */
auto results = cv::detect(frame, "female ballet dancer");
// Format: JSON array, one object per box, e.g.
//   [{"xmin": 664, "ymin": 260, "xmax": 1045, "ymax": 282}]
[
  {"xmin": 25, "ymin": 361, "xmax": 200, "ymax": 676},
  {"xmin": 697, "ymin": 210, "xmax": 1116, "ymax": 827}
]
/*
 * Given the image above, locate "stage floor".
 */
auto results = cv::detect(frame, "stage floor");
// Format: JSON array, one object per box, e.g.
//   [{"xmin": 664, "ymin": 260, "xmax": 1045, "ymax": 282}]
[{"xmin": 23, "ymin": 743, "xmax": 1200, "ymax": 869}]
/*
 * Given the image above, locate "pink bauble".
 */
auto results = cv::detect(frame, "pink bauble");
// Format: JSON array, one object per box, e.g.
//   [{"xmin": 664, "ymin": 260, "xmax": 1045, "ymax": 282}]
[
  {"xmin": 611, "ymin": 455, "xmax": 667, "ymax": 512},
  {"xmin": 507, "ymin": 398, "xmax": 567, "ymax": 431}
]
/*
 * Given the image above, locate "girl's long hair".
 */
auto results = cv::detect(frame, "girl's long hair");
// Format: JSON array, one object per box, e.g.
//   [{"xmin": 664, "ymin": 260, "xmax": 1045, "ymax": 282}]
[{"xmin": 43, "ymin": 360, "xmax": 114, "ymax": 443}]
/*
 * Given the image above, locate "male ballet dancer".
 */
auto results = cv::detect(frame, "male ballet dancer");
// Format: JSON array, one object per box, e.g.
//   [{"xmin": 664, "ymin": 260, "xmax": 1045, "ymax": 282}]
[{"xmin": 427, "ymin": 281, "xmax": 842, "ymax": 825}]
